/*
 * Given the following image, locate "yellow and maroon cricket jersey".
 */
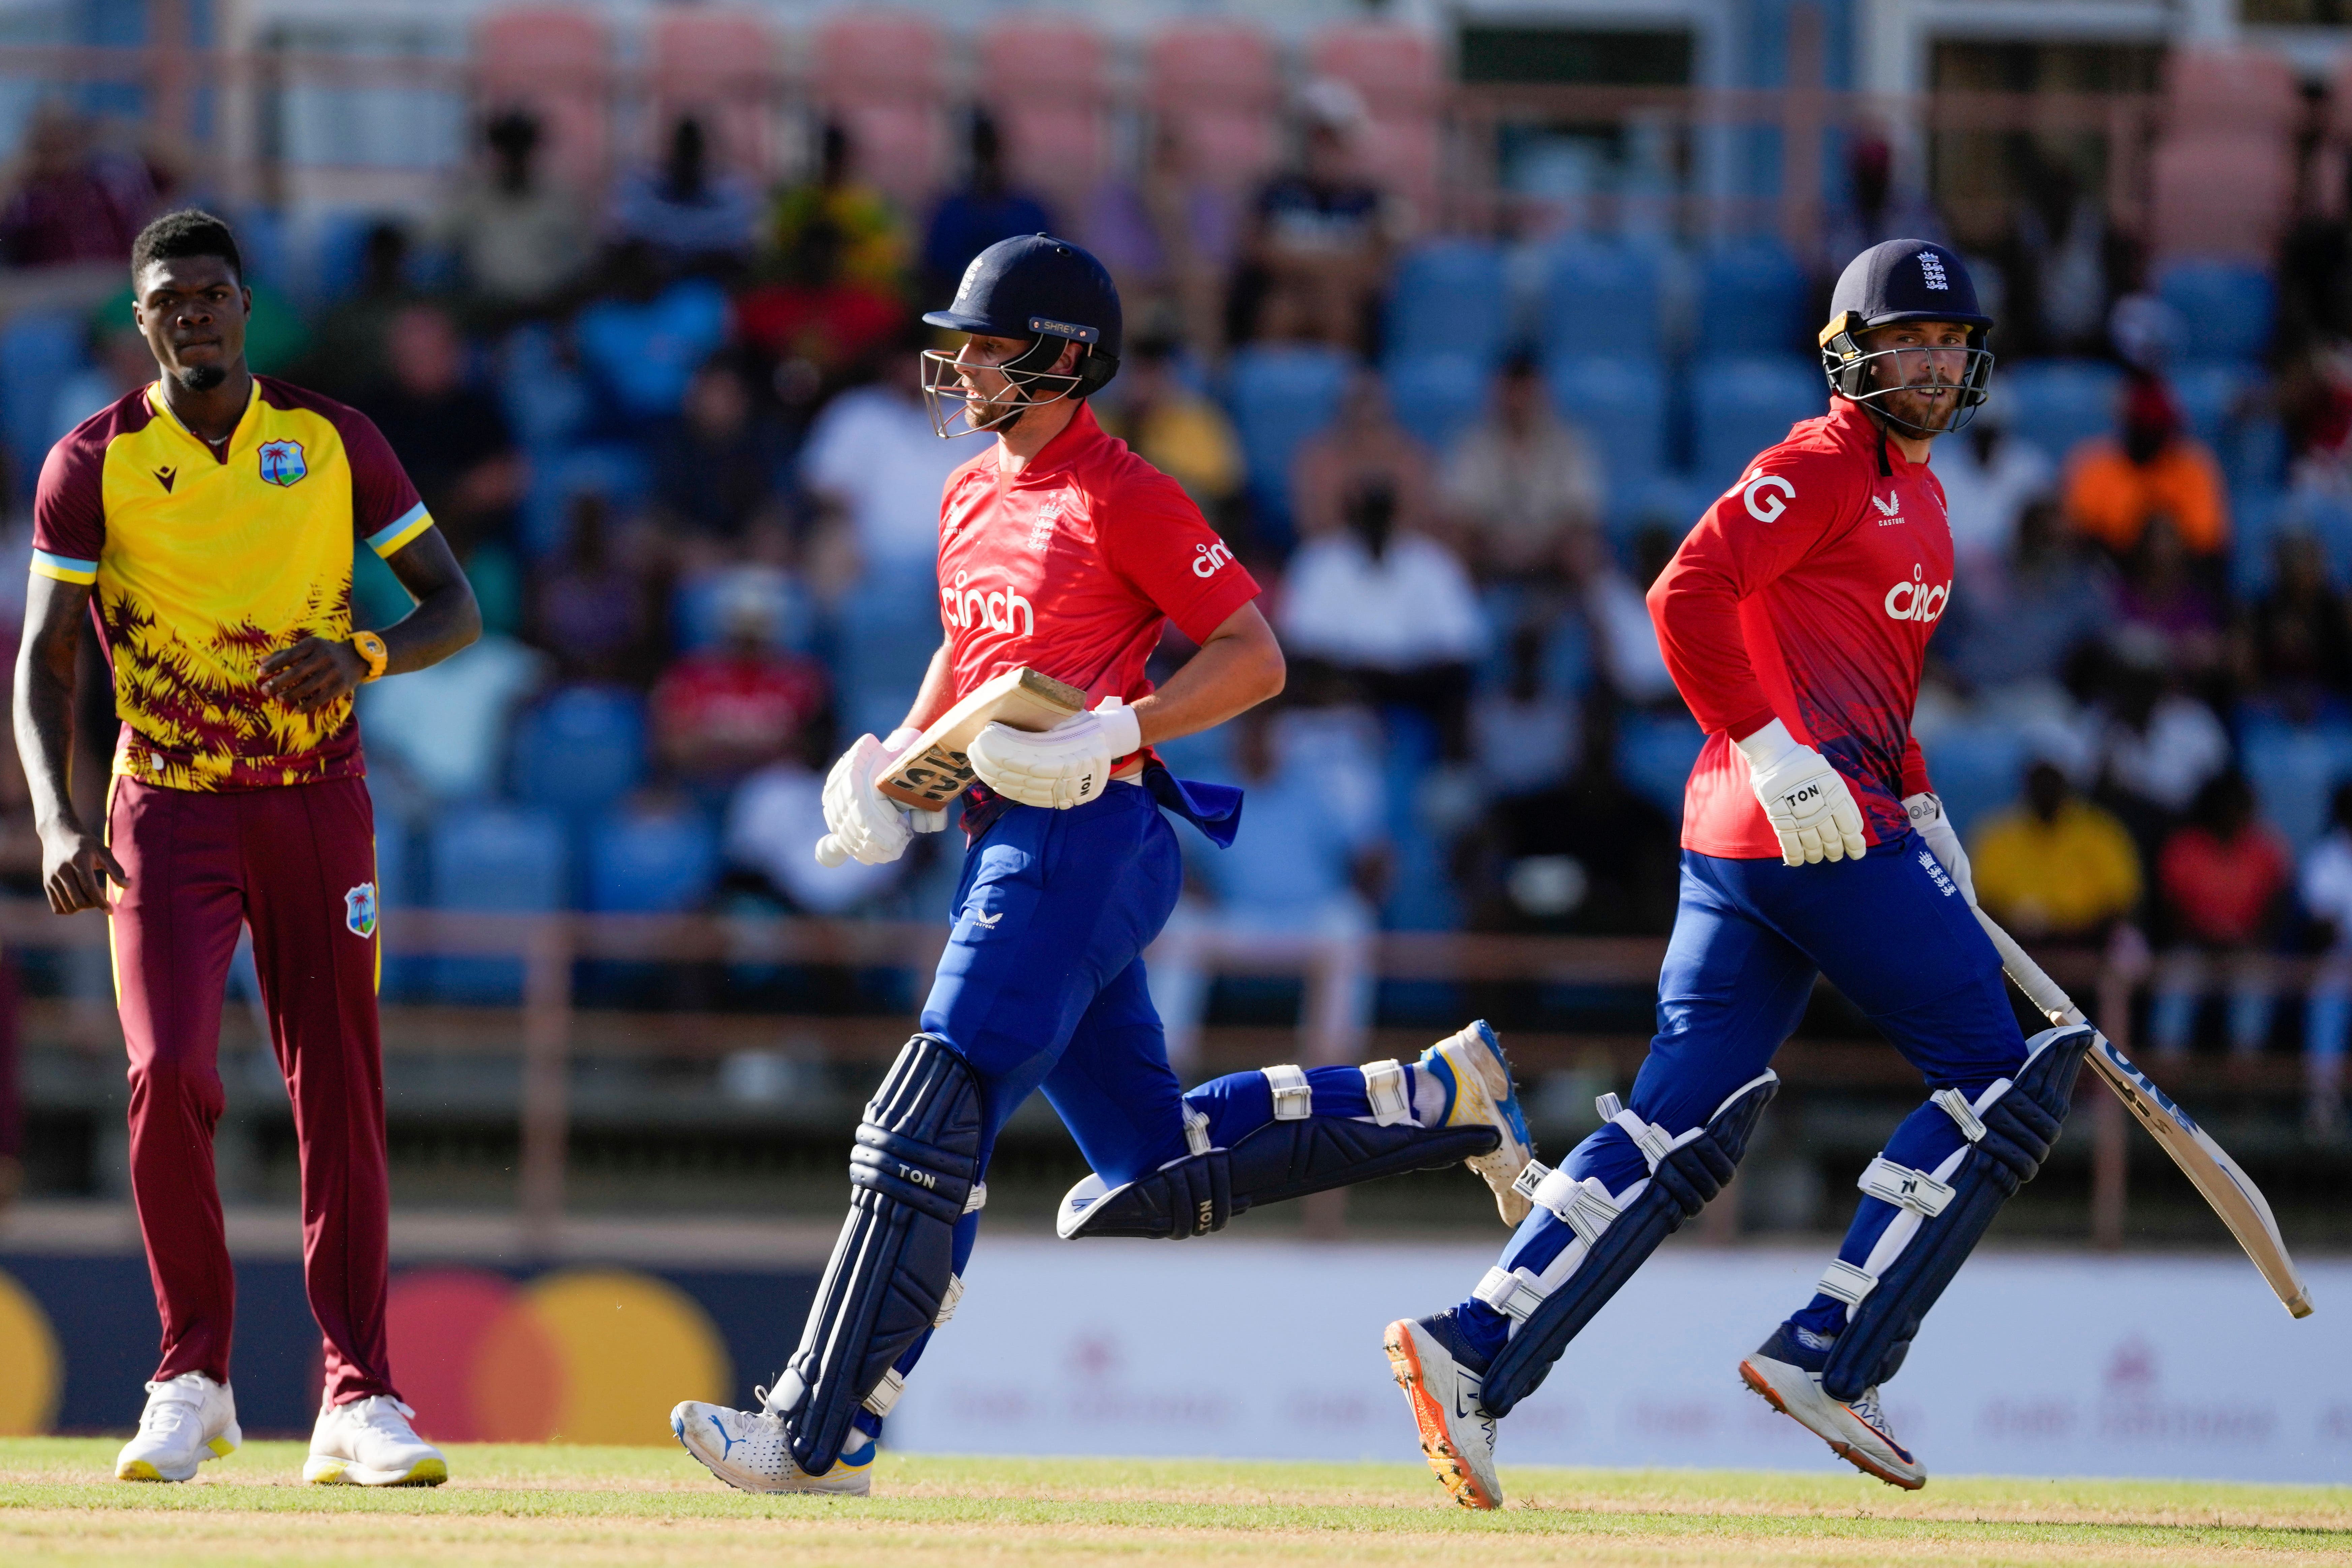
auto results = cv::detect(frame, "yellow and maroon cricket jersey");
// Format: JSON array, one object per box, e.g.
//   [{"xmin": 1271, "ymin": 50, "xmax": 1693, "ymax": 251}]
[{"xmin": 32, "ymin": 375, "xmax": 435, "ymax": 790}]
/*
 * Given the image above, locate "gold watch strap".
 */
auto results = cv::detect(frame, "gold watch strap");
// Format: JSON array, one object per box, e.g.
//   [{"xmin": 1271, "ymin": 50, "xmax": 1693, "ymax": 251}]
[{"xmin": 351, "ymin": 630, "xmax": 389, "ymax": 683}]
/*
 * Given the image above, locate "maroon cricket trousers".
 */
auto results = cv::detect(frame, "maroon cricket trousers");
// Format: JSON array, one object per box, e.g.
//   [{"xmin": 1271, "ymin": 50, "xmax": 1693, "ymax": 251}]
[{"xmin": 107, "ymin": 773, "xmax": 398, "ymax": 1406}]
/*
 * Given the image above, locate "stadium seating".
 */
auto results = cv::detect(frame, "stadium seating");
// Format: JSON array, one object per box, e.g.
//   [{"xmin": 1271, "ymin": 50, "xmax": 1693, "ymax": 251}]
[
  {"xmin": 1547, "ymin": 354, "xmax": 1671, "ymax": 483},
  {"xmin": 810, "ymin": 9, "xmax": 947, "ymax": 207},
  {"xmin": 1383, "ymin": 240, "xmax": 1513, "ymax": 365},
  {"xmin": 1385, "ymin": 353, "xmax": 1490, "ymax": 456},
  {"xmin": 1225, "ymin": 342, "xmax": 1353, "ymax": 544},
  {"xmin": 833, "ymin": 562, "xmax": 950, "ymax": 743},
  {"xmin": 587, "ymin": 805, "xmax": 721, "ymax": 913},
  {"xmin": 1614, "ymin": 709, "xmax": 1706, "ymax": 821},
  {"xmin": 2158, "ymin": 262, "xmax": 2276, "ymax": 363},
  {"xmin": 648, "ymin": 7, "xmax": 781, "ymax": 181},
  {"xmin": 1919, "ymin": 725, "xmax": 2028, "ymax": 839},
  {"xmin": 0, "ymin": 310, "xmax": 83, "ymax": 499},
  {"xmin": 1541, "ymin": 237, "xmax": 1664, "ymax": 359},
  {"xmin": 475, "ymin": 7, "xmax": 612, "ymax": 193},
  {"xmin": 427, "ymin": 803, "xmax": 567, "ymax": 1001},
  {"xmin": 2172, "ymin": 359, "xmax": 2258, "ymax": 449},
  {"xmin": 2165, "ymin": 47, "xmax": 2301, "ymax": 137},
  {"xmin": 1696, "ymin": 238, "xmax": 1810, "ymax": 356},
  {"xmin": 1307, "ymin": 20, "xmax": 1443, "ymax": 224},
  {"xmin": 2241, "ymin": 716, "xmax": 2352, "ymax": 854},
  {"xmin": 2150, "ymin": 132, "xmax": 2294, "ymax": 263},
  {"xmin": 1146, "ymin": 21, "xmax": 1282, "ymax": 193},
  {"xmin": 1998, "ymin": 359, "xmax": 2125, "ymax": 469},
  {"xmin": 1690, "ymin": 356, "xmax": 1823, "ymax": 490},
  {"xmin": 511, "ymin": 685, "xmax": 648, "ymax": 819},
  {"xmin": 979, "ymin": 16, "xmax": 1110, "ymax": 203}
]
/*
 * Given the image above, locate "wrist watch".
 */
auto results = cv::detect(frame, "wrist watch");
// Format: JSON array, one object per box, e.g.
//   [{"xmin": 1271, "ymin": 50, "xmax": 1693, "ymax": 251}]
[{"xmin": 349, "ymin": 630, "xmax": 389, "ymax": 683}]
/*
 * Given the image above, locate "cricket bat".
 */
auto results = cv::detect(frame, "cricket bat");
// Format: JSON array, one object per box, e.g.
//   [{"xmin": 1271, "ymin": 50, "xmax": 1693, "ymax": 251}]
[
  {"xmin": 1974, "ymin": 906, "xmax": 2314, "ymax": 1318},
  {"xmin": 815, "ymin": 666, "xmax": 1088, "ymax": 867}
]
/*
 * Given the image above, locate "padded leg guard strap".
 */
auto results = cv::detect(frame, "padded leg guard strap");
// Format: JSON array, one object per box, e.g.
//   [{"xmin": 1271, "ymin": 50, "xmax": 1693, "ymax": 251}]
[
  {"xmin": 1057, "ymin": 1117, "xmax": 1501, "ymax": 1239},
  {"xmin": 1819, "ymin": 1025, "xmax": 2090, "ymax": 1401},
  {"xmin": 768, "ymin": 1034, "xmax": 982, "ymax": 1473},
  {"xmin": 1478, "ymin": 1071, "xmax": 1777, "ymax": 1418}
]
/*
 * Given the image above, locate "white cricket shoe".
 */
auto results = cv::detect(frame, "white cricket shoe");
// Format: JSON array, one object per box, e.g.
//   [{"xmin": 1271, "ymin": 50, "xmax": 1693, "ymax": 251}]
[
  {"xmin": 1422, "ymin": 1020, "xmax": 1537, "ymax": 1224},
  {"xmin": 304, "ymin": 1394, "xmax": 448, "ymax": 1486},
  {"xmin": 671, "ymin": 1399, "xmax": 876, "ymax": 1495},
  {"xmin": 115, "ymin": 1372, "xmax": 240, "ymax": 1482},
  {"xmin": 1740, "ymin": 1336, "xmax": 1926, "ymax": 1490},
  {"xmin": 1384, "ymin": 1315, "xmax": 1502, "ymax": 1510}
]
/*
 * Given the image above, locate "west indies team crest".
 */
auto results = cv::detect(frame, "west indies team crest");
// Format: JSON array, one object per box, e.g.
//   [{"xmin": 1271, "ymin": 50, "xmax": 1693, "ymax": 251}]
[
  {"xmin": 343, "ymin": 881, "xmax": 378, "ymax": 939},
  {"xmin": 257, "ymin": 438, "xmax": 307, "ymax": 488}
]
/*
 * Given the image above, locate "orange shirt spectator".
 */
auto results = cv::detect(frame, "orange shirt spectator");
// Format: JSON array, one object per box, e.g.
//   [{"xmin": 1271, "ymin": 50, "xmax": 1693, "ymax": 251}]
[{"xmin": 2063, "ymin": 375, "xmax": 2228, "ymax": 556}]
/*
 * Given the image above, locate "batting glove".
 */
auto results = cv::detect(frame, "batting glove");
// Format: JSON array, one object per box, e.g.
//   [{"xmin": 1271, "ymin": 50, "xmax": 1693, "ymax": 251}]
[
  {"xmin": 967, "ymin": 699, "xmax": 1142, "ymax": 811},
  {"xmin": 1904, "ymin": 791, "xmax": 1976, "ymax": 905},
  {"xmin": 1738, "ymin": 718, "xmax": 1869, "ymax": 867},
  {"xmin": 818, "ymin": 731, "xmax": 915, "ymax": 866}
]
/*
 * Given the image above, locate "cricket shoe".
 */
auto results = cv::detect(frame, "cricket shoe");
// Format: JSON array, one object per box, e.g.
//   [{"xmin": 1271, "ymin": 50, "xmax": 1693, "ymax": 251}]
[
  {"xmin": 115, "ymin": 1372, "xmax": 240, "ymax": 1482},
  {"xmin": 671, "ymin": 1398, "xmax": 875, "ymax": 1495},
  {"xmin": 1739, "ymin": 1326, "xmax": 1925, "ymax": 1489},
  {"xmin": 1421, "ymin": 1020, "xmax": 1537, "ymax": 1223},
  {"xmin": 304, "ymin": 1394, "xmax": 448, "ymax": 1486},
  {"xmin": 1384, "ymin": 1313, "xmax": 1502, "ymax": 1510}
]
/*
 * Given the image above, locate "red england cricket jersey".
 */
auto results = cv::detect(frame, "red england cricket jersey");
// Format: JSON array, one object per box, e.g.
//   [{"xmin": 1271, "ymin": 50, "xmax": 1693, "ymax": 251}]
[
  {"xmin": 1649, "ymin": 397, "xmax": 1946, "ymax": 859},
  {"xmin": 934, "ymin": 402, "xmax": 1260, "ymax": 708}
]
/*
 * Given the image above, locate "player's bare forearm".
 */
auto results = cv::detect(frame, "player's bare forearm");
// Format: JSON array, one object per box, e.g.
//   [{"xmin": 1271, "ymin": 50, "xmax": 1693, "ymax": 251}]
[
  {"xmin": 898, "ymin": 636, "xmax": 958, "ymax": 738},
  {"xmin": 14, "ymin": 573, "xmax": 125, "ymax": 912},
  {"xmin": 259, "ymin": 529, "xmax": 481, "ymax": 712},
  {"xmin": 1131, "ymin": 601, "xmax": 1284, "ymax": 747}
]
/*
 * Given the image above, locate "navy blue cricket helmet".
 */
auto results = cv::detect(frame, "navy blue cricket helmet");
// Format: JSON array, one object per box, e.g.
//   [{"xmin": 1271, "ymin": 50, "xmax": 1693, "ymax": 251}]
[
  {"xmin": 920, "ymin": 233, "xmax": 1122, "ymax": 436},
  {"xmin": 1818, "ymin": 238, "xmax": 1996, "ymax": 436}
]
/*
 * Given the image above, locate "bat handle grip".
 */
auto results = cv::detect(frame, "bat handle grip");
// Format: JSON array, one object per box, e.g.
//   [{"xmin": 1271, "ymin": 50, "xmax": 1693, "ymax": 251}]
[
  {"xmin": 1973, "ymin": 906, "xmax": 2087, "ymax": 1028},
  {"xmin": 814, "ymin": 834, "xmax": 850, "ymax": 869}
]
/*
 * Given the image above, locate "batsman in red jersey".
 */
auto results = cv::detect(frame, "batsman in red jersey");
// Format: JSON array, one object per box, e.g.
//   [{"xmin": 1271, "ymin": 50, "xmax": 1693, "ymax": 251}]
[{"xmin": 1386, "ymin": 241, "xmax": 2098, "ymax": 1507}]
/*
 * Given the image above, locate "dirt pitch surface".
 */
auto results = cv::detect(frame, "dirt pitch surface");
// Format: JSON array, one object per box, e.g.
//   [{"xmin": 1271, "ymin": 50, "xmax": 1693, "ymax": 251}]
[{"xmin": 2, "ymin": 1439, "xmax": 2347, "ymax": 1566}]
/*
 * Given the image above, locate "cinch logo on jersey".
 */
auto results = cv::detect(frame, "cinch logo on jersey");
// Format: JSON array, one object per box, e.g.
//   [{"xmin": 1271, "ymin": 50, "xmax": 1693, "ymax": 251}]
[
  {"xmin": 1884, "ymin": 565, "xmax": 1950, "ymax": 623},
  {"xmin": 1735, "ymin": 470, "xmax": 1796, "ymax": 523},
  {"xmin": 1191, "ymin": 540, "xmax": 1235, "ymax": 578},
  {"xmin": 941, "ymin": 569, "xmax": 1035, "ymax": 637}
]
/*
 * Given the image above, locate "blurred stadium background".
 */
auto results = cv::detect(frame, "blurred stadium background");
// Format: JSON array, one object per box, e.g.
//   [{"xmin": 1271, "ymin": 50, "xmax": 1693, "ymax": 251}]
[{"xmin": 0, "ymin": 0, "xmax": 2347, "ymax": 1472}]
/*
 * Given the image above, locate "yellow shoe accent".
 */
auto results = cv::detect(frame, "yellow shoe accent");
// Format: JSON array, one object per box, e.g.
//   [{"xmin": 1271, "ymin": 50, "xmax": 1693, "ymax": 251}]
[
  {"xmin": 115, "ymin": 1459, "xmax": 163, "ymax": 1482},
  {"xmin": 1426, "ymin": 1022, "xmax": 1536, "ymax": 1224},
  {"xmin": 205, "ymin": 1435, "xmax": 236, "ymax": 1457}
]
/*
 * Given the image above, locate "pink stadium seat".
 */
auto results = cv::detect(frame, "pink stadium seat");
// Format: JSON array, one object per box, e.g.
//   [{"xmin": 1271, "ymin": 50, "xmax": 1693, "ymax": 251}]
[
  {"xmin": 979, "ymin": 17, "xmax": 1109, "ymax": 200},
  {"xmin": 1307, "ymin": 22, "xmax": 1444, "ymax": 227},
  {"xmin": 476, "ymin": 7, "xmax": 612, "ymax": 192},
  {"xmin": 811, "ymin": 9, "xmax": 946, "ymax": 207},
  {"xmin": 1148, "ymin": 22, "xmax": 1282, "ymax": 192},
  {"xmin": 650, "ymin": 8, "xmax": 782, "ymax": 180},
  {"xmin": 2166, "ymin": 47, "xmax": 2300, "ymax": 137},
  {"xmin": 2150, "ymin": 131, "xmax": 2295, "ymax": 262}
]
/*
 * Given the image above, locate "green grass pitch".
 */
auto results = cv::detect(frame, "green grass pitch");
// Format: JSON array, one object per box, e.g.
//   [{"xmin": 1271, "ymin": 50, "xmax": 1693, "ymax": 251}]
[{"xmin": 2, "ymin": 1439, "xmax": 2347, "ymax": 1565}]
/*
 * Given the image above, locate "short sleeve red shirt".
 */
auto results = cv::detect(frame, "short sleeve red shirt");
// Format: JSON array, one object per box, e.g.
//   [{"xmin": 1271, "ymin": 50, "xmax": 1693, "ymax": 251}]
[{"xmin": 934, "ymin": 402, "xmax": 1259, "ymax": 707}]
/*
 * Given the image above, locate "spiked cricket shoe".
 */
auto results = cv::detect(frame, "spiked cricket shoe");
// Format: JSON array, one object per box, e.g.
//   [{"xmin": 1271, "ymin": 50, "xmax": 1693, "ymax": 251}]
[
  {"xmin": 671, "ymin": 1399, "xmax": 875, "ymax": 1495},
  {"xmin": 115, "ymin": 1372, "xmax": 240, "ymax": 1482},
  {"xmin": 1385, "ymin": 1314, "xmax": 1502, "ymax": 1510},
  {"xmin": 1422, "ymin": 1020, "xmax": 1537, "ymax": 1223},
  {"xmin": 1740, "ymin": 1334, "xmax": 1925, "ymax": 1490},
  {"xmin": 304, "ymin": 1394, "xmax": 447, "ymax": 1486}
]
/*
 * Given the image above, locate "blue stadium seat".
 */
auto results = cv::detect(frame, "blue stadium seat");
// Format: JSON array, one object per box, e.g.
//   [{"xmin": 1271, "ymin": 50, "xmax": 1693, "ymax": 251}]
[
  {"xmin": 1225, "ymin": 342, "xmax": 1352, "ymax": 546},
  {"xmin": 1921, "ymin": 726, "xmax": 2028, "ymax": 840},
  {"xmin": 1609, "ymin": 472, "xmax": 1718, "ymax": 538},
  {"xmin": 1384, "ymin": 240, "xmax": 1512, "ymax": 365},
  {"xmin": 834, "ymin": 560, "xmax": 947, "ymax": 741},
  {"xmin": 500, "ymin": 323, "xmax": 592, "ymax": 454},
  {"xmin": 511, "ymin": 685, "xmax": 647, "ymax": 818},
  {"xmin": 2171, "ymin": 360, "xmax": 2255, "ymax": 451},
  {"xmin": 1615, "ymin": 710, "xmax": 1705, "ymax": 820},
  {"xmin": 427, "ymin": 804, "xmax": 567, "ymax": 1001},
  {"xmin": 1385, "ymin": 353, "xmax": 1491, "ymax": 456},
  {"xmin": 1540, "ymin": 238, "xmax": 1662, "ymax": 359},
  {"xmin": 2158, "ymin": 262, "xmax": 2275, "ymax": 363},
  {"xmin": 587, "ymin": 806, "xmax": 720, "ymax": 913},
  {"xmin": 1697, "ymin": 239, "xmax": 1809, "ymax": 356},
  {"xmin": 1, "ymin": 311, "xmax": 86, "ymax": 498},
  {"xmin": 2241, "ymin": 717, "xmax": 2352, "ymax": 854},
  {"xmin": 297, "ymin": 210, "xmax": 387, "ymax": 309},
  {"xmin": 1998, "ymin": 360, "xmax": 2124, "ymax": 469},
  {"xmin": 1547, "ymin": 355, "xmax": 1669, "ymax": 482},
  {"xmin": 1690, "ymin": 357, "xmax": 1823, "ymax": 490}
]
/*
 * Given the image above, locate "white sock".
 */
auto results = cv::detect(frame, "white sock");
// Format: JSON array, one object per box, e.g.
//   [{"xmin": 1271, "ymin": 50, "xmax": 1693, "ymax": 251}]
[{"xmin": 1408, "ymin": 1062, "xmax": 1449, "ymax": 1128}]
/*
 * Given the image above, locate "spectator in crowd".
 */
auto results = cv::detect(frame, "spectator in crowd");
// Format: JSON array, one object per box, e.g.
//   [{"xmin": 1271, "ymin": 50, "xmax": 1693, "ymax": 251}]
[
  {"xmin": 1969, "ymin": 759, "xmax": 2144, "ymax": 944},
  {"xmin": 2005, "ymin": 150, "xmax": 2122, "ymax": 358},
  {"xmin": 1138, "ymin": 119, "xmax": 1244, "ymax": 365},
  {"xmin": 734, "ymin": 210, "xmax": 906, "ymax": 383},
  {"xmin": 359, "ymin": 634, "xmax": 549, "ymax": 802},
  {"xmin": 797, "ymin": 332, "xmax": 969, "ymax": 596},
  {"xmin": 767, "ymin": 121, "xmax": 907, "ymax": 293},
  {"xmin": 0, "ymin": 104, "xmax": 154, "ymax": 268},
  {"xmin": 1572, "ymin": 523, "xmax": 1678, "ymax": 706},
  {"xmin": 295, "ymin": 219, "xmax": 414, "ymax": 400},
  {"xmin": 2087, "ymin": 630, "xmax": 2232, "ymax": 850},
  {"xmin": 725, "ymin": 718, "xmax": 907, "ymax": 916},
  {"xmin": 1933, "ymin": 402, "xmax": 2055, "ymax": 588},
  {"xmin": 1439, "ymin": 351, "xmax": 1603, "ymax": 582},
  {"xmin": 2063, "ymin": 373, "xmax": 2229, "ymax": 562},
  {"xmin": 2277, "ymin": 340, "xmax": 2352, "ymax": 500},
  {"xmin": 572, "ymin": 240, "xmax": 732, "ymax": 423},
  {"xmin": 612, "ymin": 116, "xmax": 758, "ymax": 271},
  {"xmin": 1292, "ymin": 370, "xmax": 1435, "ymax": 544},
  {"xmin": 355, "ymin": 304, "xmax": 524, "ymax": 565},
  {"xmin": 1233, "ymin": 80, "xmax": 1392, "ymax": 352},
  {"xmin": 529, "ymin": 493, "xmax": 657, "ymax": 685},
  {"xmin": 50, "ymin": 312, "xmax": 156, "ymax": 442},
  {"xmin": 646, "ymin": 355, "xmax": 792, "ymax": 559},
  {"xmin": 436, "ymin": 110, "xmax": 590, "ymax": 318},
  {"xmin": 1818, "ymin": 130, "xmax": 1945, "ymax": 275},
  {"xmin": 1096, "ymin": 331, "xmax": 1242, "ymax": 518},
  {"xmin": 1471, "ymin": 626, "xmax": 1579, "ymax": 799},
  {"xmin": 2296, "ymin": 779, "xmax": 2352, "ymax": 1136},
  {"xmin": 1938, "ymin": 498, "xmax": 2110, "ymax": 699},
  {"xmin": 650, "ymin": 573, "xmax": 829, "ymax": 795},
  {"xmin": 2238, "ymin": 529, "xmax": 2352, "ymax": 716},
  {"xmin": 2150, "ymin": 770, "xmax": 2292, "ymax": 1066},
  {"xmin": 920, "ymin": 113, "xmax": 1055, "ymax": 303},
  {"xmin": 2112, "ymin": 515, "xmax": 2225, "ymax": 681},
  {"xmin": 1280, "ymin": 480, "xmax": 1486, "ymax": 759}
]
